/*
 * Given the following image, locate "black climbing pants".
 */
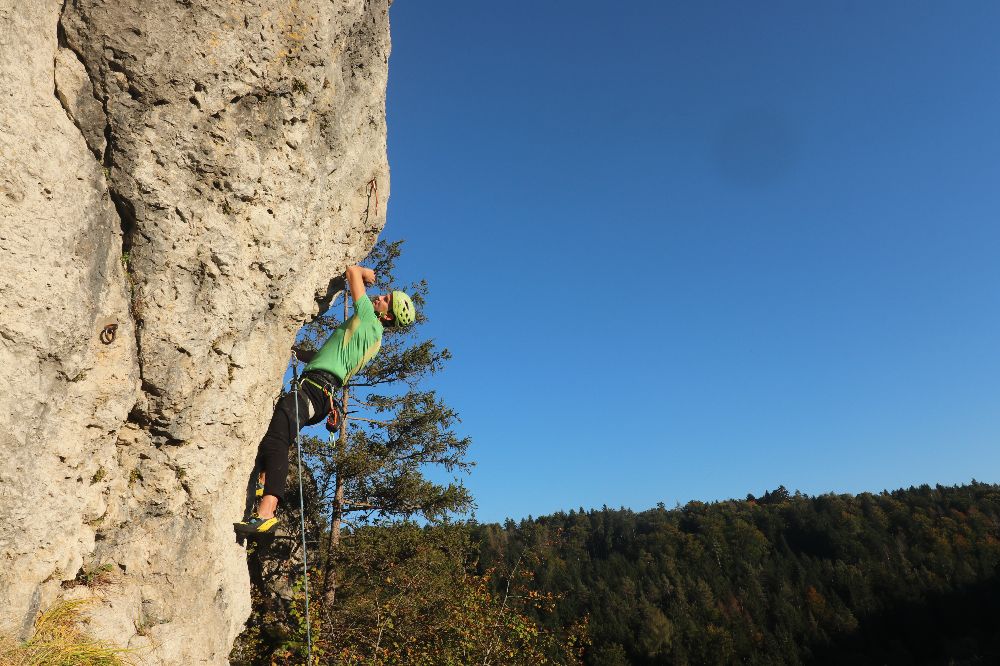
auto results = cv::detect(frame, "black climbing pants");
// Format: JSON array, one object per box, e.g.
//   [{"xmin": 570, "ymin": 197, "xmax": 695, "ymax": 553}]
[{"xmin": 253, "ymin": 371, "xmax": 339, "ymax": 503}]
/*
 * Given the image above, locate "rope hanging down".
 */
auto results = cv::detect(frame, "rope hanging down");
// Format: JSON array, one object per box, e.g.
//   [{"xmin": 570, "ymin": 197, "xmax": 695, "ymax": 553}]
[
  {"xmin": 283, "ymin": 178, "xmax": 375, "ymax": 660},
  {"xmin": 291, "ymin": 359, "xmax": 314, "ymax": 663}
]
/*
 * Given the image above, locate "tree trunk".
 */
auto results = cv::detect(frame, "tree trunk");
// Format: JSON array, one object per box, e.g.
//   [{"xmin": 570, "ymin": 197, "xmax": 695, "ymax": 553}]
[{"xmin": 321, "ymin": 292, "xmax": 350, "ymax": 604}]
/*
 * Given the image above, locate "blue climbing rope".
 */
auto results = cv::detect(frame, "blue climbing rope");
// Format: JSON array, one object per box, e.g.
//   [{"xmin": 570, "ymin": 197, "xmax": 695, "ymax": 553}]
[{"xmin": 291, "ymin": 359, "xmax": 313, "ymax": 663}]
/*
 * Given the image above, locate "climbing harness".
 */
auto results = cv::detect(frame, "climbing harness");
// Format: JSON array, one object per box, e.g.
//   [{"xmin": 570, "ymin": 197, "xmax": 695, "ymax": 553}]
[
  {"xmin": 300, "ymin": 374, "xmax": 344, "ymax": 433},
  {"xmin": 291, "ymin": 361, "xmax": 314, "ymax": 663}
]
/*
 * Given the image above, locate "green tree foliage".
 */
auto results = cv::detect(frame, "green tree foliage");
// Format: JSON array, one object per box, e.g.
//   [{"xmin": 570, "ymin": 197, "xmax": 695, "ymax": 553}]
[
  {"xmin": 316, "ymin": 522, "xmax": 587, "ymax": 665},
  {"xmin": 473, "ymin": 482, "xmax": 1000, "ymax": 665},
  {"xmin": 233, "ymin": 521, "xmax": 587, "ymax": 665}
]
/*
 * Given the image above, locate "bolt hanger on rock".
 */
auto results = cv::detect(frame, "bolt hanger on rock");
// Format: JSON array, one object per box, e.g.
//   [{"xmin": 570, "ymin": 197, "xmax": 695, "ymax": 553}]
[{"xmin": 99, "ymin": 323, "xmax": 118, "ymax": 344}]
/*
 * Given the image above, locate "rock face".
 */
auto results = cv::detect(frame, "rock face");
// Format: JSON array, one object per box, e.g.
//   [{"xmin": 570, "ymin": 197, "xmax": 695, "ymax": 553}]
[{"xmin": 0, "ymin": 0, "xmax": 390, "ymax": 662}]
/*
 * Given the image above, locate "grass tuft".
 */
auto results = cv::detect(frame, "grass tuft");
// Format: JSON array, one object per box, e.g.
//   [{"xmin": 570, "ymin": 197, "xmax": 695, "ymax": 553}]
[{"xmin": 0, "ymin": 599, "xmax": 134, "ymax": 666}]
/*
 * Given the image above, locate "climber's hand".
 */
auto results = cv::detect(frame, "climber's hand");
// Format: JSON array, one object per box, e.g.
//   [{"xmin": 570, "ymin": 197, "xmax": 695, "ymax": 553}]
[
  {"xmin": 290, "ymin": 345, "xmax": 317, "ymax": 363},
  {"xmin": 360, "ymin": 267, "xmax": 376, "ymax": 286}
]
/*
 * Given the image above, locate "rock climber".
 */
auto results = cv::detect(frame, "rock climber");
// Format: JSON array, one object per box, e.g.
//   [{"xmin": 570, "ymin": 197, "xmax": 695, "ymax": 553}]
[{"xmin": 234, "ymin": 264, "xmax": 415, "ymax": 536}]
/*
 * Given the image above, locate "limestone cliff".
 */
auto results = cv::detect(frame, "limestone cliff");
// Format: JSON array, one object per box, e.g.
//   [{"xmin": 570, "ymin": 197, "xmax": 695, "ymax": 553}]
[{"xmin": 0, "ymin": 0, "xmax": 390, "ymax": 662}]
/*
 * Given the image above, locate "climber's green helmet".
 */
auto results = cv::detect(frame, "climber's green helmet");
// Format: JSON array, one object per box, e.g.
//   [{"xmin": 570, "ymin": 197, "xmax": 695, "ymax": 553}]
[{"xmin": 390, "ymin": 290, "xmax": 415, "ymax": 327}]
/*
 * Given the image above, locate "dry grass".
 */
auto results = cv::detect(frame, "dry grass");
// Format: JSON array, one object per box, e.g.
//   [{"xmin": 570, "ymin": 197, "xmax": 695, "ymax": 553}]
[{"xmin": 0, "ymin": 599, "xmax": 133, "ymax": 666}]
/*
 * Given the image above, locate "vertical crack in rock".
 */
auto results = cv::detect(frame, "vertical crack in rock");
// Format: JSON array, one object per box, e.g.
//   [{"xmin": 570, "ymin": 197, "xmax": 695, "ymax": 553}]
[
  {"xmin": 57, "ymin": 0, "xmax": 145, "ymax": 402},
  {"xmin": 1, "ymin": 0, "xmax": 147, "ymax": 649},
  {"xmin": 54, "ymin": 1, "xmax": 145, "ymax": 426},
  {"xmin": 53, "ymin": 16, "xmax": 106, "ymax": 160}
]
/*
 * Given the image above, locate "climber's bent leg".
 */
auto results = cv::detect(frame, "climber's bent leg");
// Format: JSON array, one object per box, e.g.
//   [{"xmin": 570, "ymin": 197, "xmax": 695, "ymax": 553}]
[
  {"xmin": 237, "ymin": 386, "xmax": 320, "ymax": 536},
  {"xmin": 237, "ymin": 373, "xmax": 335, "ymax": 536},
  {"xmin": 252, "ymin": 377, "xmax": 330, "ymax": 504}
]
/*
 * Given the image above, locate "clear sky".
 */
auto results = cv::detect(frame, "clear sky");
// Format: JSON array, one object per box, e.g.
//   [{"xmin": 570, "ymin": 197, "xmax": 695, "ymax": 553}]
[{"xmin": 376, "ymin": 1, "xmax": 1000, "ymax": 524}]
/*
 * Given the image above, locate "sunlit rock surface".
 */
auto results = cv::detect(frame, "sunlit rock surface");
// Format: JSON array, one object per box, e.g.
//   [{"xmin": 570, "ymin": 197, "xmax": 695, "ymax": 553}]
[{"xmin": 0, "ymin": 0, "xmax": 389, "ymax": 661}]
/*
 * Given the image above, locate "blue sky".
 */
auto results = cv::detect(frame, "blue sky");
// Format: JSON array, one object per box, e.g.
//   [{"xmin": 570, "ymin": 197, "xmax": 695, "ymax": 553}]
[{"xmin": 363, "ymin": 1, "xmax": 1000, "ymax": 524}]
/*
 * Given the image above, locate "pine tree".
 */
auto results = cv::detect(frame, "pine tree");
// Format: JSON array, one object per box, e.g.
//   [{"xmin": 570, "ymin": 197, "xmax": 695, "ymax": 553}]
[{"xmin": 296, "ymin": 239, "xmax": 473, "ymax": 602}]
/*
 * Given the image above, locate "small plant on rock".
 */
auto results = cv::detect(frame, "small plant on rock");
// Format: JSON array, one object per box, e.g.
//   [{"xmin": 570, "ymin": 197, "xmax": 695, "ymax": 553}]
[{"xmin": 0, "ymin": 599, "xmax": 134, "ymax": 665}]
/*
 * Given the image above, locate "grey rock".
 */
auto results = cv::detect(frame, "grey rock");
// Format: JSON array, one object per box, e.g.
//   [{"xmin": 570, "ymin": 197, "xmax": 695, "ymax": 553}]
[
  {"xmin": 0, "ymin": 0, "xmax": 390, "ymax": 662},
  {"xmin": 54, "ymin": 46, "xmax": 107, "ymax": 159}
]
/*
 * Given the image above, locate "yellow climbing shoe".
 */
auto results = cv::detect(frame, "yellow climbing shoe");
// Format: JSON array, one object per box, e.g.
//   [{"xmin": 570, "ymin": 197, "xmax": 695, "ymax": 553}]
[{"xmin": 234, "ymin": 515, "xmax": 279, "ymax": 536}]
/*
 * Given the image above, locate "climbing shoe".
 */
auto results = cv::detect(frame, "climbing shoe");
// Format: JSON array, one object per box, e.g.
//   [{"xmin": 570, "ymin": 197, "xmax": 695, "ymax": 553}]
[
  {"xmin": 234, "ymin": 515, "xmax": 279, "ymax": 536},
  {"xmin": 255, "ymin": 479, "xmax": 264, "ymax": 498}
]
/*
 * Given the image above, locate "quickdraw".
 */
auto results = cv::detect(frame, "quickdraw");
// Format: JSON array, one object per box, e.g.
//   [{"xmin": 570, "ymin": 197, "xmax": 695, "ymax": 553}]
[
  {"xmin": 367, "ymin": 177, "xmax": 379, "ymax": 217},
  {"xmin": 361, "ymin": 177, "xmax": 379, "ymax": 228},
  {"xmin": 324, "ymin": 392, "xmax": 341, "ymax": 432}
]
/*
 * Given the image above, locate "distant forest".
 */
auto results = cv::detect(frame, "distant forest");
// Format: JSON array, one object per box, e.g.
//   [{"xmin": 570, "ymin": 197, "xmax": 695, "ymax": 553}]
[{"xmin": 473, "ymin": 482, "xmax": 1000, "ymax": 665}]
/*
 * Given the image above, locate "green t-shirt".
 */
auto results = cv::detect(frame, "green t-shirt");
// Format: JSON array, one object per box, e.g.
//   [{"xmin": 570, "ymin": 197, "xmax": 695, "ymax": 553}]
[{"xmin": 304, "ymin": 296, "xmax": 383, "ymax": 383}]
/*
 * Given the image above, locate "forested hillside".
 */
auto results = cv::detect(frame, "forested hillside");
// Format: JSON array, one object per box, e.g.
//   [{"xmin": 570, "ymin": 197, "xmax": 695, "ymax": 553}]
[{"xmin": 474, "ymin": 482, "xmax": 1000, "ymax": 665}]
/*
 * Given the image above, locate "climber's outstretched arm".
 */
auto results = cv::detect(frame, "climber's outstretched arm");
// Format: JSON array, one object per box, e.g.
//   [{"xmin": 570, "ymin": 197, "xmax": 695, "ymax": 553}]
[
  {"xmin": 291, "ymin": 266, "xmax": 373, "ymax": 363},
  {"xmin": 345, "ymin": 264, "xmax": 376, "ymax": 301}
]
